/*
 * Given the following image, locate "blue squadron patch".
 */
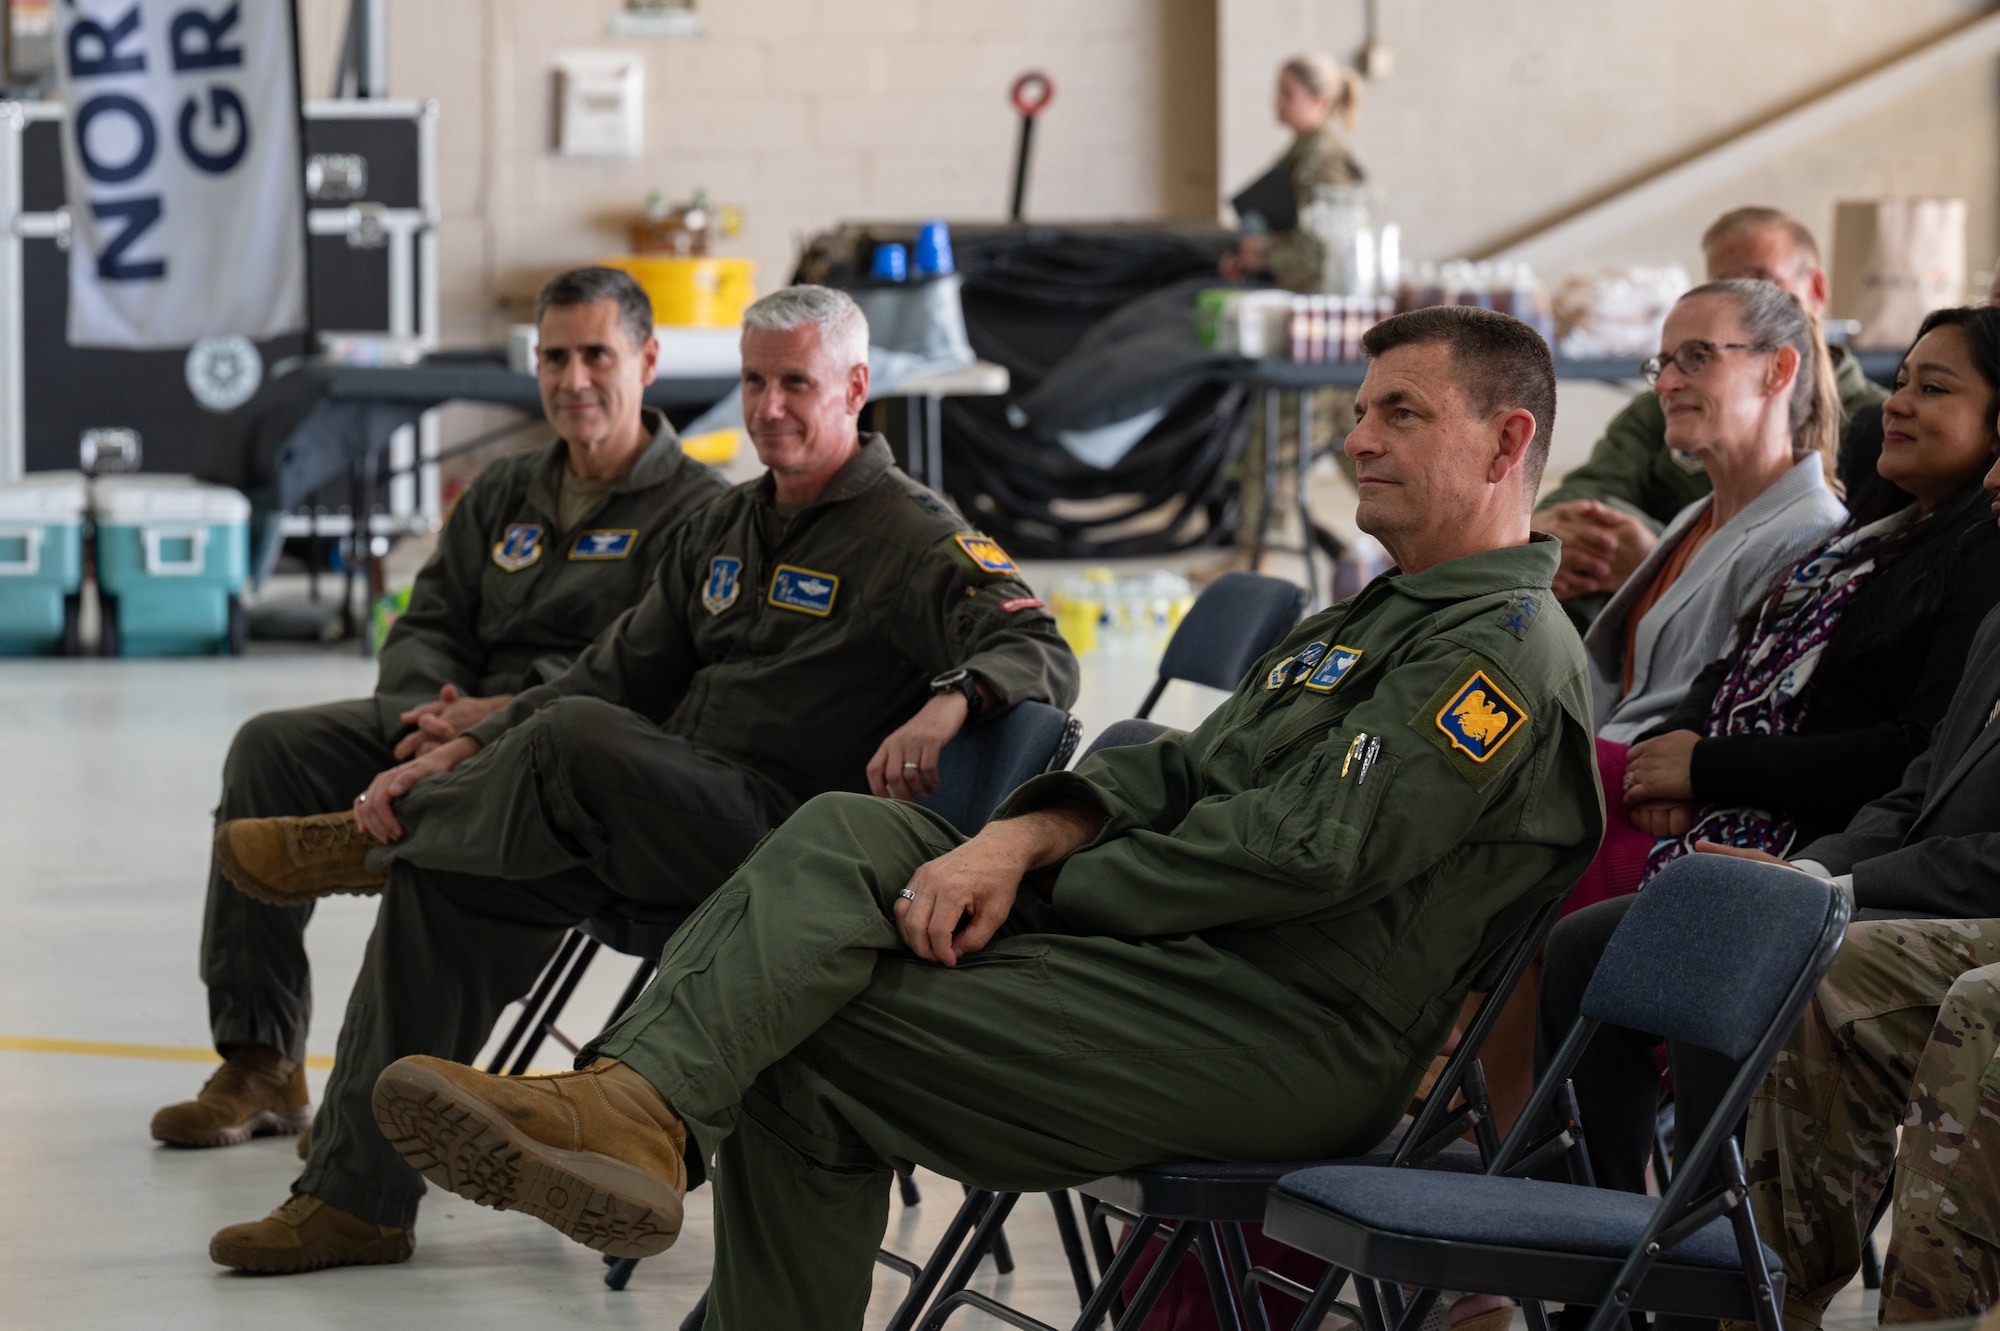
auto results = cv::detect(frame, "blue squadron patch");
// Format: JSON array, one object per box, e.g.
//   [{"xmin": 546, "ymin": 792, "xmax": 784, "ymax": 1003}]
[
  {"xmin": 570, "ymin": 529, "xmax": 638, "ymax": 561},
  {"xmin": 492, "ymin": 523, "xmax": 543, "ymax": 572},
  {"xmin": 702, "ymin": 556, "xmax": 742, "ymax": 615},
  {"xmin": 1265, "ymin": 641, "xmax": 1328, "ymax": 690},
  {"xmin": 1301, "ymin": 645, "xmax": 1365, "ymax": 693},
  {"xmin": 953, "ymin": 534, "xmax": 1020, "ymax": 577},
  {"xmin": 1498, "ymin": 593, "xmax": 1540, "ymax": 641},
  {"xmin": 769, "ymin": 564, "xmax": 839, "ymax": 617},
  {"xmin": 1435, "ymin": 671, "xmax": 1528, "ymax": 763}
]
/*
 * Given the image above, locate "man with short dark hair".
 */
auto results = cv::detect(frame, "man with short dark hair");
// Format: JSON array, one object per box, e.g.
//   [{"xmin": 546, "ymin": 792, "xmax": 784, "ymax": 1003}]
[
  {"xmin": 1533, "ymin": 206, "xmax": 1888, "ymax": 624},
  {"xmin": 364, "ymin": 306, "xmax": 1603, "ymax": 1327},
  {"xmin": 150, "ymin": 266, "xmax": 725, "ymax": 1153},
  {"xmin": 201, "ymin": 285, "xmax": 1080, "ymax": 1273}
]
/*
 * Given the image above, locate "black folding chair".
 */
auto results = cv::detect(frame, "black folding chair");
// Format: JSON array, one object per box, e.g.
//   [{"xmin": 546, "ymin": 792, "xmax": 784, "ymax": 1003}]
[
  {"xmin": 915, "ymin": 893, "xmax": 1567, "ymax": 1331},
  {"xmin": 1261, "ymin": 857, "xmax": 1851, "ymax": 1331},
  {"xmin": 1136, "ymin": 572, "xmax": 1306, "ymax": 719}
]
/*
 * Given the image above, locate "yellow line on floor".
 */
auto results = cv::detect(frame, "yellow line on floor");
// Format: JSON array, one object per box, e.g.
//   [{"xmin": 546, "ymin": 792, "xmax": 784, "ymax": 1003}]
[{"xmin": 0, "ymin": 1035, "xmax": 335, "ymax": 1070}]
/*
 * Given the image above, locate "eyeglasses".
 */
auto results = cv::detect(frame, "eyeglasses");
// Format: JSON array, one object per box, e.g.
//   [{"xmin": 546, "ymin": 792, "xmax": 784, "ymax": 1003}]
[{"xmin": 1641, "ymin": 340, "xmax": 1777, "ymax": 386}]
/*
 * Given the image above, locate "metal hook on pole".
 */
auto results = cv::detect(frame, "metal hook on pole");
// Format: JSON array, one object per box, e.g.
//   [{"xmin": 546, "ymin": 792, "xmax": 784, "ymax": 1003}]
[{"xmin": 1007, "ymin": 71, "xmax": 1055, "ymax": 223}]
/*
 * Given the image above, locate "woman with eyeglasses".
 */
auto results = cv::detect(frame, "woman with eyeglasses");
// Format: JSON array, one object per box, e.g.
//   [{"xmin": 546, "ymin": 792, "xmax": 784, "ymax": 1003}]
[
  {"xmin": 1564, "ymin": 280, "xmax": 1849, "ymax": 910},
  {"xmin": 1538, "ymin": 306, "xmax": 2000, "ymax": 1246}
]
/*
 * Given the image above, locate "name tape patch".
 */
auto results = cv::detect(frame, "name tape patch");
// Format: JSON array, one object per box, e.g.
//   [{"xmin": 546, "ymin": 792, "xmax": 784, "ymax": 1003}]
[
  {"xmin": 769, "ymin": 564, "xmax": 840, "ymax": 617},
  {"xmin": 492, "ymin": 523, "xmax": 543, "ymax": 572},
  {"xmin": 702, "ymin": 556, "xmax": 742, "ymax": 615},
  {"xmin": 1301, "ymin": 645, "xmax": 1365, "ymax": 694},
  {"xmin": 570, "ymin": 529, "xmax": 638, "ymax": 561},
  {"xmin": 954, "ymin": 534, "xmax": 1020, "ymax": 577}
]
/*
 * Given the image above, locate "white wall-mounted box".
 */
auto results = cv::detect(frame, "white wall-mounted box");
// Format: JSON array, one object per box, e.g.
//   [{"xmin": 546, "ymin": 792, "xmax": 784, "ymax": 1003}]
[{"xmin": 552, "ymin": 51, "xmax": 645, "ymax": 160}]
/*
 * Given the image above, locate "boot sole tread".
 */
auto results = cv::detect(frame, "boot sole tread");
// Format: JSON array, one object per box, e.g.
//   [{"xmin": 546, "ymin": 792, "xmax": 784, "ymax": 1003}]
[{"xmin": 372, "ymin": 1064, "xmax": 682, "ymax": 1260}]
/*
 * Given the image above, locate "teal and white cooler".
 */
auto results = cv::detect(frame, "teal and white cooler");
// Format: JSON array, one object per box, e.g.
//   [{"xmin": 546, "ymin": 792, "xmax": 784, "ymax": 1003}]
[
  {"xmin": 92, "ymin": 476, "xmax": 251, "ymax": 656},
  {"xmin": 0, "ymin": 471, "xmax": 87, "ymax": 655}
]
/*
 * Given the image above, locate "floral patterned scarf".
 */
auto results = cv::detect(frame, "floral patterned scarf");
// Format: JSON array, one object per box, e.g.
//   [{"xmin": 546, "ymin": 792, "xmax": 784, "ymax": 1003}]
[{"xmin": 1642, "ymin": 504, "xmax": 1917, "ymax": 881}]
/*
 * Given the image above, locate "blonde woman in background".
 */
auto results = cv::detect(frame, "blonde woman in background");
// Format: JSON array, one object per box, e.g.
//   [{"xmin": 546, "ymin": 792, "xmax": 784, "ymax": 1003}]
[{"xmin": 1221, "ymin": 53, "xmax": 1366, "ymax": 292}]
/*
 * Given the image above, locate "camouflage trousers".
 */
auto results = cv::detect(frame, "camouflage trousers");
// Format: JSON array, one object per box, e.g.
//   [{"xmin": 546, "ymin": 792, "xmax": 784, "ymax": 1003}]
[{"xmin": 1742, "ymin": 918, "xmax": 2000, "ymax": 1329}]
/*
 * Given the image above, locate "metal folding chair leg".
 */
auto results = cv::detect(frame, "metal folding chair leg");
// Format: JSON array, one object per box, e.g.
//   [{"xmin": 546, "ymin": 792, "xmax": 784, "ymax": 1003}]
[{"xmin": 486, "ymin": 930, "xmax": 586, "ymax": 1074}]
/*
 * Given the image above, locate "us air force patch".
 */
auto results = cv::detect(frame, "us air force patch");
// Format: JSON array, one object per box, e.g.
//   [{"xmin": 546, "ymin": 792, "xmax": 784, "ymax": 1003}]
[
  {"xmin": 769, "ymin": 564, "xmax": 839, "ymax": 617},
  {"xmin": 953, "ymin": 535, "xmax": 1020, "ymax": 577},
  {"xmin": 702, "ymin": 556, "xmax": 742, "ymax": 615},
  {"xmin": 570, "ymin": 529, "xmax": 638, "ymax": 561},
  {"xmin": 1265, "ymin": 641, "xmax": 1328, "ymax": 690},
  {"xmin": 492, "ymin": 523, "xmax": 543, "ymax": 572},
  {"xmin": 1412, "ymin": 655, "xmax": 1531, "ymax": 791},
  {"xmin": 1301, "ymin": 645, "xmax": 1364, "ymax": 694}
]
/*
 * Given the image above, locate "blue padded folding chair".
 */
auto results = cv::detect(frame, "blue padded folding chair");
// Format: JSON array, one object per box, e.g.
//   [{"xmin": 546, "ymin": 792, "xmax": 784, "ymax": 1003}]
[
  {"xmin": 1261, "ymin": 857, "xmax": 1851, "ymax": 1331},
  {"xmin": 916, "ymin": 893, "xmax": 1566, "ymax": 1331},
  {"xmin": 1136, "ymin": 572, "xmax": 1306, "ymax": 719}
]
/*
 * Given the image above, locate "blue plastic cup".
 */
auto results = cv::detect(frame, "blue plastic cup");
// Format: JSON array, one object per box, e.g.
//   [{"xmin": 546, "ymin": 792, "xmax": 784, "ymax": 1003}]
[
  {"xmin": 915, "ymin": 220, "xmax": 955, "ymax": 276},
  {"xmin": 871, "ymin": 242, "xmax": 909, "ymax": 282}
]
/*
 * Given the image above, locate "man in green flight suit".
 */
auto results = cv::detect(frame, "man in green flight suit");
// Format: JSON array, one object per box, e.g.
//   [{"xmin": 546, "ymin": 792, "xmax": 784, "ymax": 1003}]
[
  {"xmin": 1533, "ymin": 206, "xmax": 1888, "ymax": 627},
  {"xmin": 359, "ymin": 304, "xmax": 1604, "ymax": 1328},
  {"xmin": 149, "ymin": 267, "xmax": 726, "ymax": 1152},
  {"xmin": 201, "ymin": 284, "xmax": 1080, "ymax": 1272}
]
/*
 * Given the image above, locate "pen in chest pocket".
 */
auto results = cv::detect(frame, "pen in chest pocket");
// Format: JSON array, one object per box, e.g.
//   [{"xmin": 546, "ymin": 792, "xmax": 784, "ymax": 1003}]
[
  {"xmin": 1359, "ymin": 736, "xmax": 1382, "ymax": 784},
  {"xmin": 1341, "ymin": 732, "xmax": 1367, "ymax": 779}
]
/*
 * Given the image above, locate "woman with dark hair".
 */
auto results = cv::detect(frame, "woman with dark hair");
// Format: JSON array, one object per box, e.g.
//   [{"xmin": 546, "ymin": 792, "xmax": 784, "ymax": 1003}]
[{"xmin": 1539, "ymin": 304, "xmax": 2000, "ymax": 1219}]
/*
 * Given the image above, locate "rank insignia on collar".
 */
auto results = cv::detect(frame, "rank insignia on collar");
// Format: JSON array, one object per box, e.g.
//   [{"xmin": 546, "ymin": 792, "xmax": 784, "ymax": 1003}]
[
  {"xmin": 492, "ymin": 523, "xmax": 543, "ymax": 572},
  {"xmin": 1301, "ymin": 645, "xmax": 1364, "ymax": 693},
  {"xmin": 571, "ymin": 529, "xmax": 638, "ymax": 561},
  {"xmin": 1435, "ymin": 670, "xmax": 1527, "ymax": 763},
  {"xmin": 702, "ymin": 556, "xmax": 743, "ymax": 615},
  {"xmin": 1498, "ymin": 593, "xmax": 1540, "ymax": 640},
  {"xmin": 954, "ymin": 534, "xmax": 1020, "ymax": 576},
  {"xmin": 1266, "ymin": 641, "xmax": 1328, "ymax": 690},
  {"xmin": 769, "ymin": 564, "xmax": 839, "ymax": 617}
]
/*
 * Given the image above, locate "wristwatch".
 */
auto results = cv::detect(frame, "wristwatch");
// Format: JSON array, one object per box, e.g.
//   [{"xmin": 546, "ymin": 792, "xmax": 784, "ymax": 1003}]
[{"xmin": 929, "ymin": 668, "xmax": 984, "ymax": 723}]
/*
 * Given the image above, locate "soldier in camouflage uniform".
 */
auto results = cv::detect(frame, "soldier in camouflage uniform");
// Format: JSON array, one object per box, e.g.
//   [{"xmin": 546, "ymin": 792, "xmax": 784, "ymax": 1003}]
[
  {"xmin": 1219, "ymin": 54, "xmax": 1367, "ymax": 571},
  {"xmin": 1746, "ymin": 919, "xmax": 2000, "ymax": 1330}
]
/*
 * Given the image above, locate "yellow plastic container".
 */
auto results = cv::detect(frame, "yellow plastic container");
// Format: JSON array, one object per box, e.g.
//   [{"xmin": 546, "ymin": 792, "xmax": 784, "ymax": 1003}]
[
  {"xmin": 599, "ymin": 255, "xmax": 758, "ymax": 328},
  {"xmin": 681, "ymin": 428, "xmax": 740, "ymax": 467}
]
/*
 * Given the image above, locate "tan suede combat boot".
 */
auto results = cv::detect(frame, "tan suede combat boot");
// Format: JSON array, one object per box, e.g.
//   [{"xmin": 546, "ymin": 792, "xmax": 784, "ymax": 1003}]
[
  {"xmin": 151, "ymin": 1047, "xmax": 312, "ymax": 1148},
  {"xmin": 213, "ymin": 810, "xmax": 386, "ymax": 906},
  {"xmin": 209, "ymin": 1193, "xmax": 413, "ymax": 1273},
  {"xmin": 371, "ymin": 1055, "xmax": 687, "ymax": 1259}
]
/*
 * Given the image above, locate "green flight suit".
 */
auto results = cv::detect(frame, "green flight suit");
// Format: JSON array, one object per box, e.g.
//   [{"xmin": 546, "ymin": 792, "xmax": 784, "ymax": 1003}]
[
  {"xmin": 573, "ymin": 533, "xmax": 1601, "ymax": 1329},
  {"xmin": 201, "ymin": 413, "xmax": 723, "ymax": 1064},
  {"xmin": 293, "ymin": 435, "xmax": 1080, "ymax": 1229},
  {"xmin": 1540, "ymin": 351, "xmax": 1886, "ymax": 627}
]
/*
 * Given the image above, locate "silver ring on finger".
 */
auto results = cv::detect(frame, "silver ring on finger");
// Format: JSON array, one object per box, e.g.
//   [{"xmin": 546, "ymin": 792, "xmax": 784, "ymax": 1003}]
[
  {"xmin": 357, "ymin": 793, "xmax": 370, "ymax": 804},
  {"xmin": 902, "ymin": 762, "xmax": 921, "ymax": 770},
  {"xmin": 897, "ymin": 888, "xmax": 918, "ymax": 902}
]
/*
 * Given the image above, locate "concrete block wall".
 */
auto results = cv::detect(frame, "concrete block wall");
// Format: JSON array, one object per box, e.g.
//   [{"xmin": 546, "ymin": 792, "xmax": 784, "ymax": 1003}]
[
  {"xmin": 1221, "ymin": 0, "xmax": 2000, "ymax": 286},
  {"xmin": 298, "ymin": 0, "xmax": 1219, "ymax": 346}
]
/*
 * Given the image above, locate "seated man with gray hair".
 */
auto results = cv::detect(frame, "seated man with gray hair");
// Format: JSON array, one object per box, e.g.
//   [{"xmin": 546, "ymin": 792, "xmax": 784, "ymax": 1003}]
[{"xmin": 203, "ymin": 284, "xmax": 1080, "ymax": 1272}]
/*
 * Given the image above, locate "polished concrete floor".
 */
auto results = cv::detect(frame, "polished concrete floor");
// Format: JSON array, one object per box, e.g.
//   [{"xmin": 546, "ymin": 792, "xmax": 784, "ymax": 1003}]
[
  {"xmin": 0, "ymin": 537, "xmax": 1887, "ymax": 1329},
  {"xmin": 0, "ymin": 574, "xmax": 1231, "ymax": 1330}
]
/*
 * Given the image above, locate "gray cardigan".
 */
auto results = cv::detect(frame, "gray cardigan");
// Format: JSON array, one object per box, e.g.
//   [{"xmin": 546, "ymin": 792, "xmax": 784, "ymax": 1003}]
[{"xmin": 1586, "ymin": 452, "xmax": 1846, "ymax": 743}]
